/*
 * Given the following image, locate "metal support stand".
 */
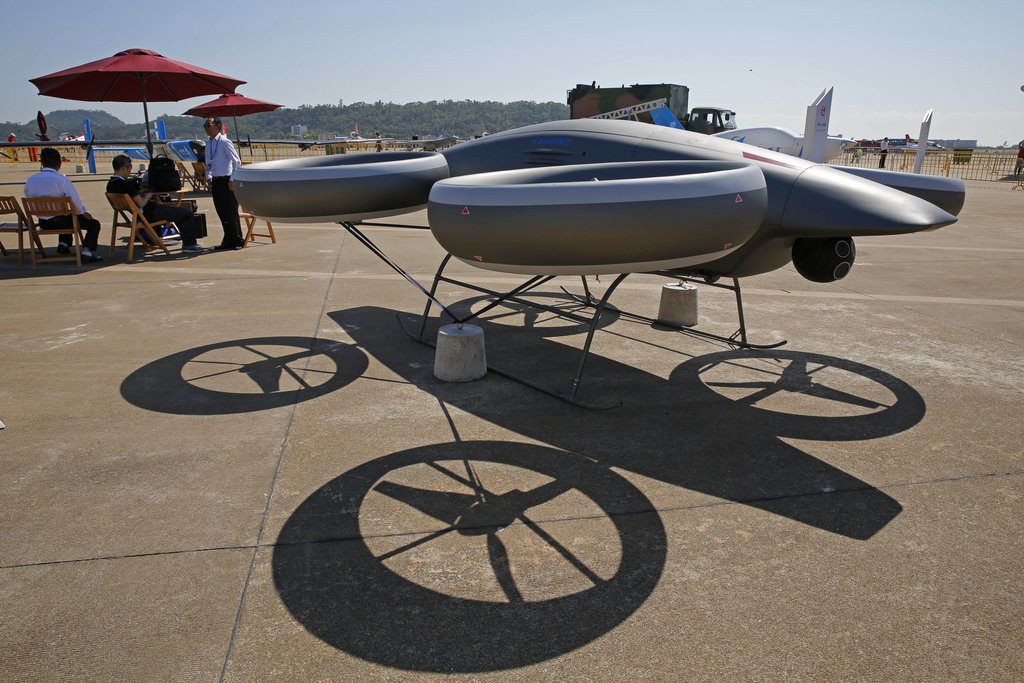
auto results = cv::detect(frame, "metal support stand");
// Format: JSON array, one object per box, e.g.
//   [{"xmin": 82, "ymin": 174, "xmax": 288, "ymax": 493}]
[
  {"xmin": 340, "ymin": 220, "xmax": 782, "ymax": 408},
  {"xmin": 404, "ymin": 249, "xmax": 622, "ymax": 408},
  {"xmin": 340, "ymin": 221, "xmax": 459, "ymax": 324},
  {"xmin": 563, "ymin": 274, "xmax": 785, "ymax": 350}
]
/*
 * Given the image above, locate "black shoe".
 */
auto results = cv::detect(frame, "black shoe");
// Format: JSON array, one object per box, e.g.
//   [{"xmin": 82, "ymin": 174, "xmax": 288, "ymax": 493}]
[
  {"xmin": 56, "ymin": 244, "xmax": 71, "ymax": 255},
  {"xmin": 214, "ymin": 243, "xmax": 244, "ymax": 251}
]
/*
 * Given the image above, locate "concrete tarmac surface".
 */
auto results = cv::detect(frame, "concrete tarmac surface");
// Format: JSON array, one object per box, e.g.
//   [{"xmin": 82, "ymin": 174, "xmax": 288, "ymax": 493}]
[{"xmin": 1, "ymin": 168, "xmax": 1021, "ymax": 681}]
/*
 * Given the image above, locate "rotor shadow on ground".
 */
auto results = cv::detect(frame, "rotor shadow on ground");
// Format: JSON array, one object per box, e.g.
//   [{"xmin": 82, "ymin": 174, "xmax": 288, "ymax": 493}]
[
  {"xmin": 273, "ymin": 440, "xmax": 667, "ymax": 673},
  {"xmin": 120, "ymin": 335, "xmax": 368, "ymax": 414}
]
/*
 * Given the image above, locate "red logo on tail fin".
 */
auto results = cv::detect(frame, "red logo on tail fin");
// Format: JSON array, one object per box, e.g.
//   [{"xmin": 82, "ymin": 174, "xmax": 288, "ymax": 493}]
[
  {"xmin": 735, "ymin": 194, "xmax": 743, "ymax": 203},
  {"xmin": 461, "ymin": 206, "xmax": 470, "ymax": 215}
]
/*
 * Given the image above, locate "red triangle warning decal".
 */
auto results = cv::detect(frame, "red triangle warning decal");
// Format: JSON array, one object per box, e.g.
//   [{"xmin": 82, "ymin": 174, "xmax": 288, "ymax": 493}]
[
  {"xmin": 735, "ymin": 194, "xmax": 743, "ymax": 203},
  {"xmin": 461, "ymin": 206, "xmax": 470, "ymax": 215}
]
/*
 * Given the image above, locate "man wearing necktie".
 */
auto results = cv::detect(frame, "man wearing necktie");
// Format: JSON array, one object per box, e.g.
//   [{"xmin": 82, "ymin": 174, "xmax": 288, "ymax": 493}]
[{"xmin": 203, "ymin": 117, "xmax": 245, "ymax": 250}]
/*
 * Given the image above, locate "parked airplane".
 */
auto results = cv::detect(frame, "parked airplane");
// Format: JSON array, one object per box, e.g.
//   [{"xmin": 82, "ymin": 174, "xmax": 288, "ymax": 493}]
[
  {"xmin": 713, "ymin": 126, "xmax": 854, "ymax": 161},
  {"xmin": 898, "ymin": 133, "xmax": 946, "ymax": 151}
]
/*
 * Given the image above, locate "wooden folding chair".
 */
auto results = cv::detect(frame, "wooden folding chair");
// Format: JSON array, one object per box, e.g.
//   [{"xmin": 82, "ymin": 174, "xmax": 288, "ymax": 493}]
[
  {"xmin": 191, "ymin": 162, "xmax": 211, "ymax": 192},
  {"xmin": 175, "ymin": 160, "xmax": 200, "ymax": 192},
  {"xmin": 105, "ymin": 193, "xmax": 172, "ymax": 261},
  {"xmin": 241, "ymin": 210, "xmax": 277, "ymax": 246},
  {"xmin": 21, "ymin": 196, "xmax": 83, "ymax": 268},
  {"xmin": 0, "ymin": 195, "xmax": 33, "ymax": 266}
]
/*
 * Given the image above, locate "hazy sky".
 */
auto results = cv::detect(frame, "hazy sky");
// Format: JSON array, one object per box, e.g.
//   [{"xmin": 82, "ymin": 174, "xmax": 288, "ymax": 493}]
[{"xmin": 2, "ymin": 0, "xmax": 1021, "ymax": 144}]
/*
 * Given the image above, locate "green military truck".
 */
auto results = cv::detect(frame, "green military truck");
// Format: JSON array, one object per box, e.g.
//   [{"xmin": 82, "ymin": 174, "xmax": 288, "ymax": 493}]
[{"xmin": 566, "ymin": 82, "xmax": 736, "ymax": 135}]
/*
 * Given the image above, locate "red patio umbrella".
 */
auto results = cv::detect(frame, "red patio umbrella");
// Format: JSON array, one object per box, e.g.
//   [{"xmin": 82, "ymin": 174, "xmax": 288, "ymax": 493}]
[
  {"xmin": 30, "ymin": 48, "xmax": 245, "ymax": 157},
  {"xmin": 182, "ymin": 93, "xmax": 282, "ymax": 141}
]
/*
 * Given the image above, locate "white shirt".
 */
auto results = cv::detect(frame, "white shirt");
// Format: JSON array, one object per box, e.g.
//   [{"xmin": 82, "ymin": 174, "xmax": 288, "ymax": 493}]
[
  {"xmin": 24, "ymin": 167, "xmax": 87, "ymax": 214},
  {"xmin": 205, "ymin": 133, "xmax": 241, "ymax": 180},
  {"xmin": 881, "ymin": 139, "xmax": 889, "ymax": 151}
]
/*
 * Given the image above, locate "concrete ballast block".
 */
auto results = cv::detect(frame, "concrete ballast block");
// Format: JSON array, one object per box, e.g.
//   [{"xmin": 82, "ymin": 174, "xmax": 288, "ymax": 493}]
[
  {"xmin": 657, "ymin": 282, "xmax": 698, "ymax": 327},
  {"xmin": 434, "ymin": 324, "xmax": 486, "ymax": 382}
]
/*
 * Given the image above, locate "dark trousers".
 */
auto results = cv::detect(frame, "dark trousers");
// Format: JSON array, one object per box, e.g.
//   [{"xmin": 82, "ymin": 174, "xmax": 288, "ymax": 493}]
[
  {"xmin": 211, "ymin": 176, "xmax": 243, "ymax": 247},
  {"xmin": 879, "ymin": 151, "xmax": 887, "ymax": 169},
  {"xmin": 40, "ymin": 214, "xmax": 101, "ymax": 251},
  {"xmin": 146, "ymin": 204, "xmax": 199, "ymax": 246}
]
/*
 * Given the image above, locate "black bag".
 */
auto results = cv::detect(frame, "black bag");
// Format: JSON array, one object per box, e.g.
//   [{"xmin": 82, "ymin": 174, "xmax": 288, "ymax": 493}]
[
  {"xmin": 194, "ymin": 212, "xmax": 207, "ymax": 239},
  {"xmin": 147, "ymin": 154, "xmax": 182, "ymax": 192}
]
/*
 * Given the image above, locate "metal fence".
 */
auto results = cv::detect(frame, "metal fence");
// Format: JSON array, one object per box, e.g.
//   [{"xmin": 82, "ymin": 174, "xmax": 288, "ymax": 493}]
[
  {"xmin": 831, "ymin": 147, "xmax": 1023, "ymax": 182},
  {"xmin": 0, "ymin": 139, "xmax": 407, "ymax": 169}
]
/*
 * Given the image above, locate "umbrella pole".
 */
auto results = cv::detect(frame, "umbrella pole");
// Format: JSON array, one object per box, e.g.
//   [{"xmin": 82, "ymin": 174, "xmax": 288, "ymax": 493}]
[
  {"xmin": 141, "ymin": 76, "xmax": 153, "ymax": 159},
  {"xmin": 233, "ymin": 112, "xmax": 239, "ymax": 143}
]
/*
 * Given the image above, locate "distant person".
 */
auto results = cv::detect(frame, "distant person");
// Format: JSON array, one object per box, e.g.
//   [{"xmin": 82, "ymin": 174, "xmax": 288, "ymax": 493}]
[
  {"xmin": 24, "ymin": 147, "xmax": 102, "ymax": 262},
  {"xmin": 1015, "ymin": 140, "xmax": 1024, "ymax": 177},
  {"xmin": 106, "ymin": 154, "xmax": 207, "ymax": 253},
  {"xmin": 879, "ymin": 137, "xmax": 889, "ymax": 169},
  {"xmin": 202, "ymin": 117, "xmax": 245, "ymax": 250},
  {"xmin": 6, "ymin": 133, "xmax": 15, "ymax": 143}
]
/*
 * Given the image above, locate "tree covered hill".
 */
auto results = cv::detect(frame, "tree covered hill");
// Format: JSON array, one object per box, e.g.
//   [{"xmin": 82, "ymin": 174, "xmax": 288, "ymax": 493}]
[{"xmin": 2, "ymin": 100, "xmax": 569, "ymax": 141}]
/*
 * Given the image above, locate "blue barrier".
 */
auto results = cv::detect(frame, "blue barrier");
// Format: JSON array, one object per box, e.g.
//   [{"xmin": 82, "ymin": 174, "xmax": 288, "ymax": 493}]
[
  {"xmin": 84, "ymin": 118, "xmax": 95, "ymax": 173},
  {"xmin": 165, "ymin": 140, "xmax": 198, "ymax": 161}
]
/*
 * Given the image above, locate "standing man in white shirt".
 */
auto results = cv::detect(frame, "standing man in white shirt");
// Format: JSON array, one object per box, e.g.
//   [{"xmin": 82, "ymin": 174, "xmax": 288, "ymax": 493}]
[
  {"xmin": 879, "ymin": 137, "xmax": 889, "ymax": 169},
  {"xmin": 24, "ymin": 147, "xmax": 103, "ymax": 262},
  {"xmin": 203, "ymin": 117, "xmax": 244, "ymax": 250}
]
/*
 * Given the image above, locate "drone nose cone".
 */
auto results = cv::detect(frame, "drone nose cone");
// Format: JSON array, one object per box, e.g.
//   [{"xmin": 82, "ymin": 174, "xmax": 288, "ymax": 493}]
[{"xmin": 781, "ymin": 165, "xmax": 957, "ymax": 237}]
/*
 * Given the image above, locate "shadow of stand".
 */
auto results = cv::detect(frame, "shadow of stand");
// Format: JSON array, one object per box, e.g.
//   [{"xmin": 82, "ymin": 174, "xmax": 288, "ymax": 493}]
[
  {"xmin": 331, "ymin": 305, "xmax": 923, "ymax": 540},
  {"xmin": 265, "ymin": 305, "xmax": 926, "ymax": 672}
]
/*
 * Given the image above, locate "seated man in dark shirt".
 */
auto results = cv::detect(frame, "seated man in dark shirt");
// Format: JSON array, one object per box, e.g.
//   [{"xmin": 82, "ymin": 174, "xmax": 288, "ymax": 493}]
[{"xmin": 105, "ymin": 154, "xmax": 207, "ymax": 253}]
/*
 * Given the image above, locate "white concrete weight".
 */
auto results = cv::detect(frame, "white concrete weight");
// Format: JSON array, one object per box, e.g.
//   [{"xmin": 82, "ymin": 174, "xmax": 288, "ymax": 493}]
[
  {"xmin": 657, "ymin": 282, "xmax": 698, "ymax": 327},
  {"xmin": 434, "ymin": 324, "xmax": 487, "ymax": 382}
]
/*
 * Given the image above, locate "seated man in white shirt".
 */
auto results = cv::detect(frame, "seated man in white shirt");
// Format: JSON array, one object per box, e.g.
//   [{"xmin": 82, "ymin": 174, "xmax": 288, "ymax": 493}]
[{"xmin": 24, "ymin": 147, "xmax": 103, "ymax": 262}]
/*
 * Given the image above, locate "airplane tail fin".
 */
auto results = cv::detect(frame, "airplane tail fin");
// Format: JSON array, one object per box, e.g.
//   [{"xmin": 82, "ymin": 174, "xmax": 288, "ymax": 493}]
[{"xmin": 650, "ymin": 106, "xmax": 685, "ymax": 130}]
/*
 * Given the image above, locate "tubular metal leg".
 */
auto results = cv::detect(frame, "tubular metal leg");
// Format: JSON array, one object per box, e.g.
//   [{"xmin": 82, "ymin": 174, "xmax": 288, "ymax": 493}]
[
  {"xmin": 568, "ymin": 273, "xmax": 629, "ymax": 402},
  {"xmin": 417, "ymin": 253, "xmax": 454, "ymax": 340},
  {"xmin": 341, "ymin": 221, "xmax": 460, "ymax": 324},
  {"xmin": 731, "ymin": 276, "xmax": 749, "ymax": 345}
]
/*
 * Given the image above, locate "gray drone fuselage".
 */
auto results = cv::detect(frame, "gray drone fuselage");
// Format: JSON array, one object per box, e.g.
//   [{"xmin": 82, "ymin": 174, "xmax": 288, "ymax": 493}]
[{"xmin": 440, "ymin": 119, "xmax": 964, "ymax": 278}]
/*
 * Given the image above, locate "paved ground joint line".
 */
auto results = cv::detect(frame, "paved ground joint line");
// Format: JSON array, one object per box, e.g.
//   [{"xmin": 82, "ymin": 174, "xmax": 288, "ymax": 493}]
[
  {"xmin": 834, "ymin": 282, "xmax": 1024, "ymax": 350},
  {"xmin": 3, "ymin": 468, "xmax": 1018, "ymax": 573},
  {"xmin": 216, "ymin": 231, "xmax": 349, "ymax": 683}
]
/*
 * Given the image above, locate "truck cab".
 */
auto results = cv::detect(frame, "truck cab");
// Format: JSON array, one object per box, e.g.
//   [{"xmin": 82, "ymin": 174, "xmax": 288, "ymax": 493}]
[{"xmin": 685, "ymin": 108, "xmax": 737, "ymax": 135}]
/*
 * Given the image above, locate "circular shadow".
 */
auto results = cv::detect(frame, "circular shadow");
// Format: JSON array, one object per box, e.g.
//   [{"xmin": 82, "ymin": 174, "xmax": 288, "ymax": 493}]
[
  {"xmin": 121, "ymin": 336, "xmax": 368, "ymax": 414},
  {"xmin": 273, "ymin": 441, "xmax": 666, "ymax": 672},
  {"xmin": 671, "ymin": 349, "xmax": 926, "ymax": 440},
  {"xmin": 447, "ymin": 291, "xmax": 621, "ymax": 338}
]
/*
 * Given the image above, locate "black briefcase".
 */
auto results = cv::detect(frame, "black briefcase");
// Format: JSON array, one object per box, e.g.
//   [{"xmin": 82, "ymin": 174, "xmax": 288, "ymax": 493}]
[{"xmin": 194, "ymin": 212, "xmax": 208, "ymax": 239}]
